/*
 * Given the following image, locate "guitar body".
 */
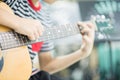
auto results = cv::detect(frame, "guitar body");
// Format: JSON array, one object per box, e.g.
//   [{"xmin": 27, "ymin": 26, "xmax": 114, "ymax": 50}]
[{"xmin": 0, "ymin": 2, "xmax": 32, "ymax": 80}]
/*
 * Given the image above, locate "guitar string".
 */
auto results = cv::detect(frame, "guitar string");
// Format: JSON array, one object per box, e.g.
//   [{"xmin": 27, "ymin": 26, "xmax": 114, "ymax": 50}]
[{"xmin": 0, "ymin": 23, "xmax": 80, "ymax": 50}]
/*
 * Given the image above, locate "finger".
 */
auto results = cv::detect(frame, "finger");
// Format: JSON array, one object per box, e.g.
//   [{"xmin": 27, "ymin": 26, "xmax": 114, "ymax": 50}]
[
  {"xmin": 38, "ymin": 25, "xmax": 44, "ymax": 36},
  {"xmin": 78, "ymin": 25, "xmax": 84, "ymax": 31},
  {"xmin": 78, "ymin": 22, "xmax": 95, "ymax": 40},
  {"xmin": 86, "ymin": 22, "xmax": 96, "ymax": 32},
  {"xmin": 40, "ymin": 24, "xmax": 44, "ymax": 32},
  {"xmin": 80, "ymin": 28, "xmax": 90, "ymax": 35},
  {"xmin": 37, "ymin": 29, "xmax": 42, "ymax": 37},
  {"xmin": 38, "ymin": 21, "xmax": 44, "ymax": 32},
  {"xmin": 82, "ymin": 35, "xmax": 90, "ymax": 44},
  {"xmin": 77, "ymin": 22, "xmax": 83, "ymax": 31},
  {"xmin": 81, "ymin": 35, "xmax": 89, "ymax": 52},
  {"xmin": 32, "ymin": 26, "xmax": 40, "ymax": 40},
  {"xmin": 28, "ymin": 33, "xmax": 35, "ymax": 40},
  {"xmin": 78, "ymin": 21, "xmax": 94, "ymax": 30},
  {"xmin": 78, "ymin": 22, "xmax": 90, "ymax": 35},
  {"xmin": 34, "ymin": 31, "xmax": 39, "ymax": 40},
  {"xmin": 84, "ymin": 24, "xmax": 94, "ymax": 38},
  {"xmin": 86, "ymin": 23, "xmax": 95, "ymax": 38}
]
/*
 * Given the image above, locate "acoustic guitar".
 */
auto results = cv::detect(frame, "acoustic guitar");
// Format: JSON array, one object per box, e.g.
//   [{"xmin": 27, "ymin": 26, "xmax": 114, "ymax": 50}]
[
  {"xmin": 0, "ymin": 1, "xmax": 32, "ymax": 80},
  {"xmin": 0, "ymin": 1, "xmax": 113, "ymax": 80}
]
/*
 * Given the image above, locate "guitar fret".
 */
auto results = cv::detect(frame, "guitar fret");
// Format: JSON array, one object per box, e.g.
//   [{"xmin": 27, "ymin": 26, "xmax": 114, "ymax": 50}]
[
  {"xmin": 50, "ymin": 27, "xmax": 55, "ymax": 39},
  {"xmin": 57, "ymin": 26, "xmax": 61, "ymax": 38},
  {"xmin": 49, "ymin": 29, "xmax": 53, "ymax": 40},
  {"xmin": 74, "ymin": 23, "xmax": 80, "ymax": 34},
  {"xmin": 64, "ymin": 24, "xmax": 69, "ymax": 37},
  {"xmin": 60, "ymin": 25, "xmax": 63, "ymax": 38},
  {"xmin": 72, "ymin": 24, "xmax": 78, "ymax": 35},
  {"xmin": 13, "ymin": 32, "xmax": 21, "ymax": 46},
  {"xmin": 1, "ymin": 33, "xmax": 6, "ymax": 49},
  {"xmin": 21, "ymin": 35, "xmax": 28, "ymax": 45},
  {"xmin": 25, "ymin": 36, "xmax": 30, "ymax": 45},
  {"xmin": 42, "ymin": 28, "xmax": 49, "ymax": 41},
  {"xmin": 46, "ymin": 28, "xmax": 51, "ymax": 40},
  {"xmin": 1, "ymin": 33, "xmax": 8, "ymax": 49},
  {"xmin": 3, "ymin": 32, "xmax": 16, "ymax": 49},
  {"xmin": 48, "ymin": 27, "xmax": 56, "ymax": 40},
  {"xmin": 66, "ymin": 24, "xmax": 72, "ymax": 36},
  {"xmin": 70, "ymin": 24, "xmax": 75, "ymax": 35},
  {"xmin": 14, "ymin": 33, "xmax": 21, "ymax": 47},
  {"xmin": 63, "ymin": 25, "xmax": 67, "ymax": 37},
  {"xmin": 63, "ymin": 24, "xmax": 67, "ymax": 36},
  {"xmin": 55, "ymin": 26, "xmax": 60, "ymax": 39},
  {"xmin": 61, "ymin": 25, "xmax": 65, "ymax": 37},
  {"xmin": 0, "ymin": 23, "xmax": 80, "ymax": 50},
  {"xmin": 69, "ymin": 24, "xmax": 73, "ymax": 35}
]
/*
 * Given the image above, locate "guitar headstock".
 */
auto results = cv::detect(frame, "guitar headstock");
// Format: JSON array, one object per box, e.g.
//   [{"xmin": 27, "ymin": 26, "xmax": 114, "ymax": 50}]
[{"xmin": 91, "ymin": 15, "xmax": 114, "ymax": 33}]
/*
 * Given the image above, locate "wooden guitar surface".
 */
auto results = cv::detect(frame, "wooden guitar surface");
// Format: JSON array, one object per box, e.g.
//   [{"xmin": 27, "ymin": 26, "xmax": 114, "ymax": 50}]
[{"xmin": 0, "ymin": 2, "xmax": 32, "ymax": 80}]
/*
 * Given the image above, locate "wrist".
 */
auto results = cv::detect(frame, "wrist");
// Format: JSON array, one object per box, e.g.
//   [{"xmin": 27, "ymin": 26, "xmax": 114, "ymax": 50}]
[{"xmin": 78, "ymin": 48, "xmax": 91, "ymax": 59}]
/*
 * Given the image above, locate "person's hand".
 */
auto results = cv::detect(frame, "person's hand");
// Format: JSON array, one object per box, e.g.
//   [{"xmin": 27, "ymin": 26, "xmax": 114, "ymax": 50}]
[
  {"xmin": 13, "ymin": 18, "xmax": 44, "ymax": 40},
  {"xmin": 78, "ymin": 22, "xmax": 95, "ymax": 58}
]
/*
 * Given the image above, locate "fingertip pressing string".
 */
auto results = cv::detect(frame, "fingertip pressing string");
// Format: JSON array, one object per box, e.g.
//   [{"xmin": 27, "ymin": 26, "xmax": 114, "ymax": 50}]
[
  {"xmin": 78, "ymin": 25, "xmax": 88, "ymax": 35},
  {"xmin": 78, "ymin": 25, "xmax": 84, "ymax": 32}
]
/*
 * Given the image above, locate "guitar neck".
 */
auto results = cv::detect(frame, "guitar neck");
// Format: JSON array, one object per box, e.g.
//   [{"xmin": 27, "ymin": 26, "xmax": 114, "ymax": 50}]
[{"xmin": 0, "ymin": 23, "xmax": 80, "ymax": 50}]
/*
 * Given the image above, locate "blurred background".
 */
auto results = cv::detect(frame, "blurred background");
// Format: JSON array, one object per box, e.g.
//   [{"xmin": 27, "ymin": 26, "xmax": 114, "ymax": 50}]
[{"xmin": 40, "ymin": 0, "xmax": 120, "ymax": 80}]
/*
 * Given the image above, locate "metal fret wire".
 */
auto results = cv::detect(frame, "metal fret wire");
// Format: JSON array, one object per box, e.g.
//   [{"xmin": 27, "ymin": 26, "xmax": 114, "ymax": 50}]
[{"xmin": 0, "ymin": 23, "xmax": 80, "ymax": 50}]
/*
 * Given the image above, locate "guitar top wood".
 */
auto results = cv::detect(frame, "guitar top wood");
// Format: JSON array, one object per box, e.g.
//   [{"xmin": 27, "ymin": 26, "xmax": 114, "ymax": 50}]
[{"xmin": 0, "ymin": 2, "xmax": 32, "ymax": 80}]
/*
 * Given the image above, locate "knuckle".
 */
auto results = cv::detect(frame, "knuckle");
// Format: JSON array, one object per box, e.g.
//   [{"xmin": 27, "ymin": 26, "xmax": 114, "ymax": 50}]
[
  {"xmin": 87, "ymin": 29, "xmax": 91, "ymax": 32},
  {"xmin": 29, "ymin": 36, "xmax": 35, "ymax": 40},
  {"xmin": 28, "ymin": 32, "xmax": 34, "ymax": 37},
  {"xmin": 27, "ymin": 32, "xmax": 34, "ymax": 38}
]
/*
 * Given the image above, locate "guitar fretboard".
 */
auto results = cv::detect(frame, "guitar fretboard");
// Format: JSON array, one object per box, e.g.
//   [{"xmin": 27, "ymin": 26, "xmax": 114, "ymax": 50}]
[{"xmin": 0, "ymin": 23, "xmax": 80, "ymax": 50}]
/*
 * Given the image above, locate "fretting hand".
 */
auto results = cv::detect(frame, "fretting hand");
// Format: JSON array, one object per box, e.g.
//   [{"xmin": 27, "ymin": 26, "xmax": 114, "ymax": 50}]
[
  {"xmin": 13, "ymin": 18, "xmax": 44, "ymax": 40},
  {"xmin": 78, "ymin": 22, "xmax": 95, "ymax": 58}
]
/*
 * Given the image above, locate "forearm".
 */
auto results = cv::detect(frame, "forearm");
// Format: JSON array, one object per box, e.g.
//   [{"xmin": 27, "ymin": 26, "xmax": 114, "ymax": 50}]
[
  {"xmin": 41, "ymin": 21, "xmax": 95, "ymax": 74},
  {"xmin": 41, "ymin": 49, "xmax": 89, "ymax": 74},
  {"xmin": 0, "ymin": 7, "xmax": 21, "ymax": 29}
]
